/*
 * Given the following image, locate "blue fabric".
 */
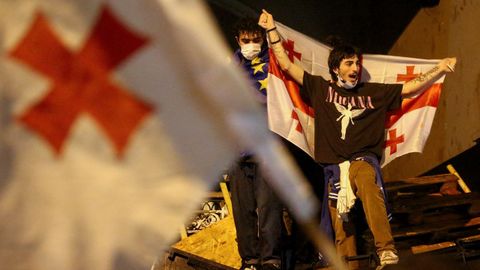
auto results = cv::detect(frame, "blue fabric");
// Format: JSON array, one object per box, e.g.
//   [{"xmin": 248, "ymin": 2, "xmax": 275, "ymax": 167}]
[
  {"xmin": 233, "ymin": 47, "xmax": 270, "ymax": 104},
  {"xmin": 234, "ymin": 46, "xmax": 270, "ymax": 158}
]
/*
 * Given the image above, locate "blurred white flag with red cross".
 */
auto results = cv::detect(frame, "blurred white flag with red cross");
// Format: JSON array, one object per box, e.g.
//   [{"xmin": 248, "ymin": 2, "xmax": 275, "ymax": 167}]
[
  {"xmin": 0, "ymin": 1, "xmax": 318, "ymax": 270},
  {"xmin": 268, "ymin": 22, "xmax": 445, "ymax": 167}
]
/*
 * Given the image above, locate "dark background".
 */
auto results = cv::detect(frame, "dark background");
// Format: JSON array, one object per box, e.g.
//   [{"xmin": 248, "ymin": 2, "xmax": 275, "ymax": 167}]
[{"xmin": 206, "ymin": 0, "xmax": 440, "ymax": 54}]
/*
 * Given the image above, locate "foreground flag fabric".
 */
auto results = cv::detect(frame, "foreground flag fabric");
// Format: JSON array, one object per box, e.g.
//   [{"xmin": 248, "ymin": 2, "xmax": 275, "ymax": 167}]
[
  {"xmin": 0, "ymin": 1, "xmax": 319, "ymax": 270},
  {"xmin": 268, "ymin": 23, "xmax": 445, "ymax": 167},
  {"xmin": 0, "ymin": 1, "xmax": 232, "ymax": 269}
]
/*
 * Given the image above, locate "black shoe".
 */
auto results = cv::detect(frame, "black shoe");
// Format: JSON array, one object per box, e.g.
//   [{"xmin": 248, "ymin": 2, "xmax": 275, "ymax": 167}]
[
  {"xmin": 240, "ymin": 262, "xmax": 260, "ymax": 270},
  {"xmin": 262, "ymin": 263, "xmax": 281, "ymax": 270}
]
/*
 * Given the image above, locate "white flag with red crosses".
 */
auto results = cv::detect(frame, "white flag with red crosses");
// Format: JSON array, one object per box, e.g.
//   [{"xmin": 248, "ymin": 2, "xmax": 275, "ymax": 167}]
[
  {"xmin": 268, "ymin": 23, "xmax": 445, "ymax": 167},
  {"xmin": 0, "ymin": 0, "xmax": 317, "ymax": 270},
  {"xmin": 0, "ymin": 1, "xmax": 318, "ymax": 270},
  {"xmin": 0, "ymin": 1, "xmax": 236, "ymax": 269}
]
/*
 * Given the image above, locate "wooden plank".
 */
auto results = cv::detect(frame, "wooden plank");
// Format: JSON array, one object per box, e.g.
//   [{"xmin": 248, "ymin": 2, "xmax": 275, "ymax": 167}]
[
  {"xmin": 390, "ymin": 193, "xmax": 480, "ymax": 213},
  {"xmin": 170, "ymin": 247, "xmax": 237, "ymax": 270},
  {"xmin": 447, "ymin": 164, "xmax": 472, "ymax": 193},
  {"xmin": 385, "ymin": 174, "xmax": 458, "ymax": 192},
  {"xmin": 411, "ymin": 234, "xmax": 480, "ymax": 254},
  {"xmin": 393, "ymin": 216, "xmax": 480, "ymax": 238},
  {"xmin": 159, "ymin": 251, "xmax": 194, "ymax": 270},
  {"xmin": 411, "ymin": 241, "xmax": 457, "ymax": 254},
  {"xmin": 460, "ymin": 233, "xmax": 480, "ymax": 243},
  {"xmin": 207, "ymin": 191, "xmax": 225, "ymax": 199}
]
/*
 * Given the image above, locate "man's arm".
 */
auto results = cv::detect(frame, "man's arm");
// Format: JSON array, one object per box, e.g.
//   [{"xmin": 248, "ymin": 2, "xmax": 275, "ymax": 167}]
[
  {"xmin": 258, "ymin": 9, "xmax": 305, "ymax": 85},
  {"xmin": 402, "ymin": 57, "xmax": 456, "ymax": 98}
]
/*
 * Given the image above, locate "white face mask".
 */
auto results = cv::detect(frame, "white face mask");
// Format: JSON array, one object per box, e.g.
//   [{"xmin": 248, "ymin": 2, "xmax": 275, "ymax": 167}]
[
  {"xmin": 336, "ymin": 73, "xmax": 358, "ymax": 89},
  {"xmin": 240, "ymin": 43, "xmax": 261, "ymax": 60}
]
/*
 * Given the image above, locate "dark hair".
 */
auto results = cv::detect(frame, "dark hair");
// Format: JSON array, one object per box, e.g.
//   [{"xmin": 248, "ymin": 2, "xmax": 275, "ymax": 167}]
[
  {"xmin": 233, "ymin": 17, "xmax": 265, "ymax": 39},
  {"xmin": 325, "ymin": 36, "xmax": 361, "ymax": 81}
]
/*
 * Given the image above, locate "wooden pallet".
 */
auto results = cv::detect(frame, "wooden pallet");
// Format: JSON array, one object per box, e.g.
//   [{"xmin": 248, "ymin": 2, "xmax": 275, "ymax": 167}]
[{"xmin": 383, "ymin": 173, "xmax": 480, "ymax": 254}]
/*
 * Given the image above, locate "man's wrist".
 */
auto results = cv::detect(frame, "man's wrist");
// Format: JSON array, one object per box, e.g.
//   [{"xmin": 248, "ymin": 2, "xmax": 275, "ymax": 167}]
[
  {"xmin": 266, "ymin": 26, "xmax": 277, "ymax": 33},
  {"xmin": 270, "ymin": 38, "xmax": 281, "ymax": 45},
  {"xmin": 266, "ymin": 27, "xmax": 280, "ymax": 45}
]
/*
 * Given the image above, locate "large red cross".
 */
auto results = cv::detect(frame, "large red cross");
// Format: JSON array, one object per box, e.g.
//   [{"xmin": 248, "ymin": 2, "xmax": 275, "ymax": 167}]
[
  {"xmin": 384, "ymin": 129, "xmax": 405, "ymax": 155},
  {"xmin": 282, "ymin": 39, "xmax": 302, "ymax": 62},
  {"xmin": 10, "ymin": 6, "xmax": 153, "ymax": 157},
  {"xmin": 396, "ymin": 65, "xmax": 420, "ymax": 82}
]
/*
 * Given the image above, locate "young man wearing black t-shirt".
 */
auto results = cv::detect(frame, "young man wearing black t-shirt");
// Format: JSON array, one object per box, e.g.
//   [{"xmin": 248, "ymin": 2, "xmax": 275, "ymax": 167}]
[{"xmin": 258, "ymin": 9, "xmax": 456, "ymax": 269}]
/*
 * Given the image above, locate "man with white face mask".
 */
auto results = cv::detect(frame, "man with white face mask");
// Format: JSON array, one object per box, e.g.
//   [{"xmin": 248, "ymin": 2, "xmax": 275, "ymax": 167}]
[
  {"xmin": 229, "ymin": 18, "xmax": 284, "ymax": 270},
  {"xmin": 258, "ymin": 9, "xmax": 457, "ymax": 270},
  {"xmin": 233, "ymin": 18, "xmax": 270, "ymax": 104}
]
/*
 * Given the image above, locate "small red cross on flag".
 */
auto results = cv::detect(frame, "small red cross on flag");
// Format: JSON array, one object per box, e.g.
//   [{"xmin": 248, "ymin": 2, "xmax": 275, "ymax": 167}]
[
  {"xmin": 396, "ymin": 65, "xmax": 420, "ymax": 82},
  {"xmin": 283, "ymin": 39, "xmax": 302, "ymax": 62},
  {"xmin": 384, "ymin": 128, "xmax": 405, "ymax": 155}
]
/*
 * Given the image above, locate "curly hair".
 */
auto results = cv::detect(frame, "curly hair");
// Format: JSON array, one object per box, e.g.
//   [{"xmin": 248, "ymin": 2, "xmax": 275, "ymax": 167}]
[{"xmin": 233, "ymin": 17, "xmax": 265, "ymax": 39}]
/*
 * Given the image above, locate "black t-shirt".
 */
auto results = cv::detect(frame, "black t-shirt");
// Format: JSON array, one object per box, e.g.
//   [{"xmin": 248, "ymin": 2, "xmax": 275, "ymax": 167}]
[{"xmin": 302, "ymin": 72, "xmax": 403, "ymax": 164}]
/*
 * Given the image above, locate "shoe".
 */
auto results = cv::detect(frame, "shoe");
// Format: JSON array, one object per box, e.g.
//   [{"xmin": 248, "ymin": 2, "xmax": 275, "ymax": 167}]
[
  {"xmin": 311, "ymin": 253, "xmax": 329, "ymax": 269},
  {"xmin": 240, "ymin": 262, "xmax": 259, "ymax": 270},
  {"xmin": 378, "ymin": 250, "xmax": 399, "ymax": 265},
  {"xmin": 262, "ymin": 263, "xmax": 281, "ymax": 270}
]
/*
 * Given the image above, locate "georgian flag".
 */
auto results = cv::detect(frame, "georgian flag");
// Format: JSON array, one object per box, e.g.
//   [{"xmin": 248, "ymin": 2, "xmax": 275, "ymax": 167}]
[
  {"xmin": 0, "ymin": 1, "xmax": 318, "ymax": 270},
  {"xmin": 268, "ymin": 23, "xmax": 445, "ymax": 167}
]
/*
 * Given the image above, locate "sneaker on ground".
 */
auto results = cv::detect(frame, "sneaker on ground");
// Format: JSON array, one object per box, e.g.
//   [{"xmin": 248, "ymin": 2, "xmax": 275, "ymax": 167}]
[
  {"xmin": 379, "ymin": 250, "xmax": 399, "ymax": 265},
  {"xmin": 240, "ymin": 262, "xmax": 259, "ymax": 270}
]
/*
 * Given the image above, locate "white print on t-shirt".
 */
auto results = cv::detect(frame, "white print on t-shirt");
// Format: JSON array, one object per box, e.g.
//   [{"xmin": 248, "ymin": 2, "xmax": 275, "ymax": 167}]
[
  {"xmin": 326, "ymin": 87, "xmax": 375, "ymax": 109},
  {"xmin": 334, "ymin": 103, "xmax": 366, "ymax": 140}
]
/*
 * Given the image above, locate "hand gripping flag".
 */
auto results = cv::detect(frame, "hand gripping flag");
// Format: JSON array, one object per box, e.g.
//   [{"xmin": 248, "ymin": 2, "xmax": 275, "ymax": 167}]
[
  {"xmin": 268, "ymin": 22, "xmax": 445, "ymax": 167},
  {"xmin": 0, "ymin": 1, "xmax": 320, "ymax": 270}
]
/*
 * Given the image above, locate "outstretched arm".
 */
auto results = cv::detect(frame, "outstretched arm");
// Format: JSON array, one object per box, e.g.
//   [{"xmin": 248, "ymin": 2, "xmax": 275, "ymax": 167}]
[
  {"xmin": 402, "ymin": 57, "xmax": 456, "ymax": 98},
  {"xmin": 258, "ymin": 9, "xmax": 305, "ymax": 85}
]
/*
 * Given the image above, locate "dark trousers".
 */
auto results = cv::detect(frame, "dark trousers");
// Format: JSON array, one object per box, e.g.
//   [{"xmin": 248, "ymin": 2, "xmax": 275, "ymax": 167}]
[{"xmin": 230, "ymin": 161, "xmax": 283, "ymax": 264}]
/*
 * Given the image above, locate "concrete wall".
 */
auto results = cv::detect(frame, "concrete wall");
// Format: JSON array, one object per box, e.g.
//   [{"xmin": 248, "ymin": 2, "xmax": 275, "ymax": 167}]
[{"xmin": 382, "ymin": 0, "xmax": 480, "ymax": 180}]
